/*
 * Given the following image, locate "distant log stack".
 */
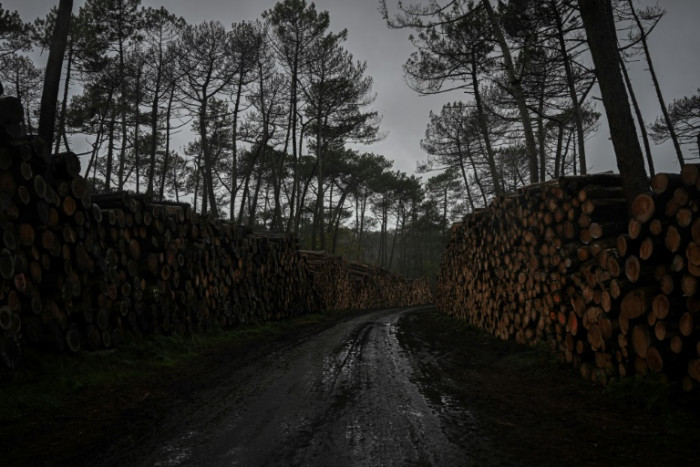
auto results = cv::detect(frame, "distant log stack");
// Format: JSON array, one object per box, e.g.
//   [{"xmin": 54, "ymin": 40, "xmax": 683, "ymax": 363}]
[
  {"xmin": 299, "ymin": 251, "xmax": 352, "ymax": 310},
  {"xmin": 299, "ymin": 251, "xmax": 433, "ymax": 311},
  {"xmin": 436, "ymin": 168, "xmax": 700, "ymax": 390},
  {"xmin": 0, "ymin": 95, "xmax": 431, "ymax": 370}
]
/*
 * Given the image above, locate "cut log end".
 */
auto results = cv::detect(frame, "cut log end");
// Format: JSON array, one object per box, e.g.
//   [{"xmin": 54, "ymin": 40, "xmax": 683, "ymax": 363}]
[{"xmin": 631, "ymin": 193, "xmax": 655, "ymax": 224}]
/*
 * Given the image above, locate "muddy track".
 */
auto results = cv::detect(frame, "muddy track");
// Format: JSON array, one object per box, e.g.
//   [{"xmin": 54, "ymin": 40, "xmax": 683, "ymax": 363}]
[
  {"xmin": 105, "ymin": 305, "xmax": 491, "ymax": 466},
  {"xmin": 13, "ymin": 305, "xmax": 698, "ymax": 466}
]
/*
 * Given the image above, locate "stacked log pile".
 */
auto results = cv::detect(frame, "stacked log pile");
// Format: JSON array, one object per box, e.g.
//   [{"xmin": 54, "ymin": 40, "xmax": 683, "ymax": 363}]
[
  {"xmin": 0, "ymin": 96, "xmax": 431, "ymax": 369},
  {"xmin": 351, "ymin": 266, "xmax": 432, "ymax": 310},
  {"xmin": 0, "ymin": 153, "xmax": 320, "ymax": 367},
  {"xmin": 436, "ymin": 168, "xmax": 700, "ymax": 390},
  {"xmin": 299, "ymin": 250, "xmax": 352, "ymax": 310},
  {"xmin": 299, "ymin": 251, "xmax": 432, "ymax": 311}
]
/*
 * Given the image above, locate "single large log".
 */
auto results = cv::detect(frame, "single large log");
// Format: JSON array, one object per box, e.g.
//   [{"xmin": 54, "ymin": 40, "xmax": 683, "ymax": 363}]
[{"xmin": 631, "ymin": 193, "xmax": 655, "ymax": 223}]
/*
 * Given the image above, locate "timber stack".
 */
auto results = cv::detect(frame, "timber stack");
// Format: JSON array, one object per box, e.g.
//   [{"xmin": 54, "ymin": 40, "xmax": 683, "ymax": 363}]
[
  {"xmin": 436, "ymin": 167, "xmax": 700, "ymax": 390},
  {"xmin": 0, "ymin": 96, "xmax": 431, "ymax": 370},
  {"xmin": 299, "ymin": 250, "xmax": 352, "ymax": 310},
  {"xmin": 299, "ymin": 250, "xmax": 433, "ymax": 310}
]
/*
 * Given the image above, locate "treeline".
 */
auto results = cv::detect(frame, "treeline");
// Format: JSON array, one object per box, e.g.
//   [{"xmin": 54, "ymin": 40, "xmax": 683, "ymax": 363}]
[
  {"xmin": 0, "ymin": 105, "xmax": 432, "ymax": 368},
  {"xmin": 0, "ymin": 0, "xmax": 452, "ymax": 277},
  {"xmin": 3, "ymin": 1, "xmax": 699, "ymax": 278},
  {"xmin": 381, "ymin": 0, "xmax": 699, "ymax": 206}
]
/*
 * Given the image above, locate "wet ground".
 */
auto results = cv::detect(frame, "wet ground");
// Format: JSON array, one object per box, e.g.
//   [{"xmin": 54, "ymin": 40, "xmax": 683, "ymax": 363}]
[
  {"xmin": 5, "ymin": 305, "xmax": 700, "ymax": 466},
  {"xmin": 121, "ymin": 306, "xmax": 490, "ymax": 466}
]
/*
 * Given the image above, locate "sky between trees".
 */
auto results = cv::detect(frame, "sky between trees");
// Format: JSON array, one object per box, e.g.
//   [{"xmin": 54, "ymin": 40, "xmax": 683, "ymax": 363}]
[{"xmin": 11, "ymin": 0, "xmax": 700, "ymax": 176}]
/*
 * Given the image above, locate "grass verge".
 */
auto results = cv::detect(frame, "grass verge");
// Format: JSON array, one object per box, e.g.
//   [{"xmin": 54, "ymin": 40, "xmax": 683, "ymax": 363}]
[{"xmin": 0, "ymin": 310, "xmax": 350, "ymax": 466}]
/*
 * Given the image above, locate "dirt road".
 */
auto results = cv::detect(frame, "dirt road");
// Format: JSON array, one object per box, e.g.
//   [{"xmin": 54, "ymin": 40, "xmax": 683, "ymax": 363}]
[
  {"xmin": 6, "ymin": 305, "xmax": 699, "ymax": 466},
  {"xmin": 130, "ymin": 306, "xmax": 491, "ymax": 466}
]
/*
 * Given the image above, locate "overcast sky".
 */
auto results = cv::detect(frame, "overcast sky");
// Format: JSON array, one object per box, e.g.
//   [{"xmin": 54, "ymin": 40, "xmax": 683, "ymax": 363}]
[{"xmin": 7, "ymin": 0, "xmax": 700, "ymax": 177}]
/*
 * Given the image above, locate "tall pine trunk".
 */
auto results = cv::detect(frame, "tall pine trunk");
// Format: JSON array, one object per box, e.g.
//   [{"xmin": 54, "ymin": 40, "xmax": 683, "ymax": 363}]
[
  {"xmin": 147, "ymin": 48, "xmax": 163, "ymax": 197},
  {"xmin": 552, "ymin": 0, "xmax": 588, "ymax": 174},
  {"xmin": 626, "ymin": 0, "xmax": 684, "ymax": 167},
  {"xmin": 578, "ymin": 0, "xmax": 648, "ymax": 206},
  {"xmin": 38, "ymin": 0, "xmax": 72, "ymax": 156},
  {"xmin": 471, "ymin": 54, "xmax": 503, "ymax": 196},
  {"xmin": 54, "ymin": 39, "xmax": 73, "ymax": 154},
  {"xmin": 482, "ymin": 0, "xmax": 539, "ymax": 184},
  {"xmin": 620, "ymin": 56, "xmax": 655, "ymax": 176},
  {"xmin": 158, "ymin": 85, "xmax": 175, "ymax": 201}
]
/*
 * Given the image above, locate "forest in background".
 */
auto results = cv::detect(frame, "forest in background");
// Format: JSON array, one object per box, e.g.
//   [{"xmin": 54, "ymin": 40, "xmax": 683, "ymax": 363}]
[{"xmin": 1, "ymin": 0, "xmax": 698, "ymax": 279}]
